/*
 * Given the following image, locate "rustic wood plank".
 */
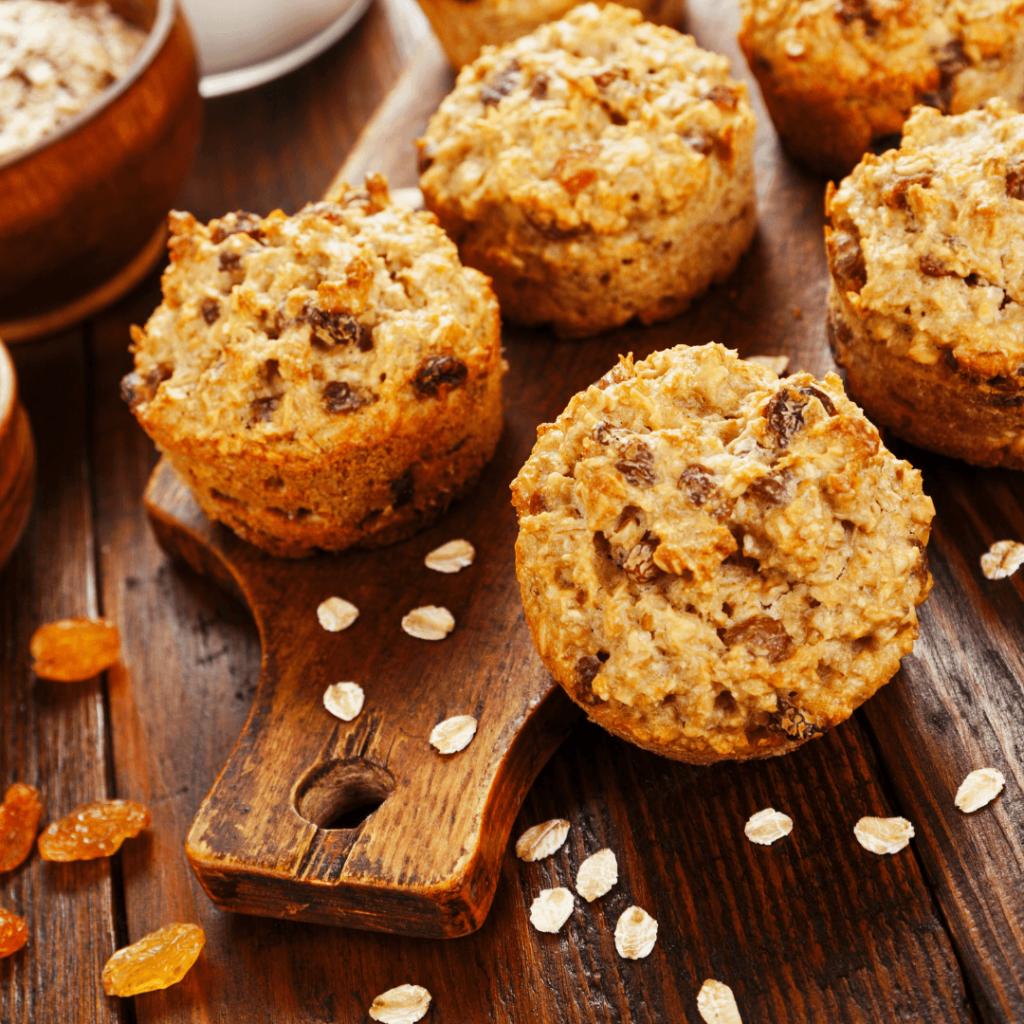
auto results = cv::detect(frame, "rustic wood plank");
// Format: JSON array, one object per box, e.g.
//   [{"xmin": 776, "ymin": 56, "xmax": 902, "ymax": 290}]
[
  {"xmin": 142, "ymin": 453, "xmax": 577, "ymax": 937},
  {"xmin": 0, "ymin": 332, "xmax": 121, "ymax": 1024},
  {"xmin": 861, "ymin": 449, "xmax": 1024, "ymax": 1022},
  {"xmin": 174, "ymin": 0, "xmax": 429, "ymax": 220},
  {"xmin": 324, "ymin": 35, "xmax": 454, "ymax": 196},
  {"xmin": 75, "ymin": 0, "xmax": 1008, "ymax": 1020}
]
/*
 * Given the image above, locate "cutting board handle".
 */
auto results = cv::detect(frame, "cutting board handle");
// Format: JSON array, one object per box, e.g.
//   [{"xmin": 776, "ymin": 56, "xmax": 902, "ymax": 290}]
[{"xmin": 145, "ymin": 457, "xmax": 576, "ymax": 938}]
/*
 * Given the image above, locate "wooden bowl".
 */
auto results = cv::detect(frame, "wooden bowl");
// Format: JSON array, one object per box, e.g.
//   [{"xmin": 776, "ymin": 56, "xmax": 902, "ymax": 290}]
[
  {"xmin": 0, "ymin": 0, "xmax": 202, "ymax": 342},
  {"xmin": 0, "ymin": 339, "xmax": 35, "ymax": 570}
]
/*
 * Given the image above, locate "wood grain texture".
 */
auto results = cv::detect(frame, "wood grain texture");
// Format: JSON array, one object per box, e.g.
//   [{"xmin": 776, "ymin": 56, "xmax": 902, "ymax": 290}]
[
  {"xmin": 6, "ymin": 0, "xmax": 1018, "ymax": 1020},
  {"xmin": 145, "ymin": 456, "xmax": 577, "ymax": 937},
  {"xmin": 861, "ymin": 449, "xmax": 1024, "ymax": 1022},
  {"xmin": 0, "ymin": 334, "xmax": 120, "ymax": 1024}
]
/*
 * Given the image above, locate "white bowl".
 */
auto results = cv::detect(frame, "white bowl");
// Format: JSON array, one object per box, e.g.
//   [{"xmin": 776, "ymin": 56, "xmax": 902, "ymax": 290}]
[{"xmin": 180, "ymin": 0, "xmax": 373, "ymax": 97}]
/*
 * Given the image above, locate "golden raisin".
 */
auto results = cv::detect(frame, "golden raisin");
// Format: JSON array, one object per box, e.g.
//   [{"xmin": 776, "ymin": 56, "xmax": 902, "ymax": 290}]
[
  {"xmin": 0, "ymin": 906, "xmax": 28, "ymax": 958},
  {"xmin": 102, "ymin": 923, "xmax": 205, "ymax": 997},
  {"xmin": 37, "ymin": 799, "xmax": 150, "ymax": 862},
  {"xmin": 30, "ymin": 618, "xmax": 120, "ymax": 682},
  {"xmin": 0, "ymin": 783, "xmax": 44, "ymax": 872}
]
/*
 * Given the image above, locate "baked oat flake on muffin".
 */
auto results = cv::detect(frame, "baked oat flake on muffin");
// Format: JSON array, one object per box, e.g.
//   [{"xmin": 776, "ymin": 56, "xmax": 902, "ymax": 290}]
[
  {"xmin": 416, "ymin": 0, "xmax": 684, "ymax": 70},
  {"xmin": 418, "ymin": 3, "xmax": 757, "ymax": 338},
  {"xmin": 511, "ymin": 343, "xmax": 934, "ymax": 764},
  {"xmin": 827, "ymin": 99, "xmax": 1024, "ymax": 468},
  {"xmin": 739, "ymin": 0, "xmax": 1024, "ymax": 178},
  {"xmin": 124, "ymin": 175, "xmax": 505, "ymax": 557}
]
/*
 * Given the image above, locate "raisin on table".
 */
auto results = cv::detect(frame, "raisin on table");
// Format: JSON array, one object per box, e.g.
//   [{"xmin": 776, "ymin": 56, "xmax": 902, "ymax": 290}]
[
  {"xmin": 102, "ymin": 923, "xmax": 205, "ymax": 997},
  {"xmin": 30, "ymin": 617, "xmax": 120, "ymax": 682},
  {"xmin": 0, "ymin": 783, "xmax": 44, "ymax": 872},
  {"xmin": 37, "ymin": 799, "xmax": 150, "ymax": 862},
  {"xmin": 0, "ymin": 907, "xmax": 28, "ymax": 958}
]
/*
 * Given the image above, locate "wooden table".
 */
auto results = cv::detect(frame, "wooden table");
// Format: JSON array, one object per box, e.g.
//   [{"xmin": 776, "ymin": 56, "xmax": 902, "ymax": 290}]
[{"xmin": 2, "ymin": 2, "xmax": 1023, "ymax": 1021}]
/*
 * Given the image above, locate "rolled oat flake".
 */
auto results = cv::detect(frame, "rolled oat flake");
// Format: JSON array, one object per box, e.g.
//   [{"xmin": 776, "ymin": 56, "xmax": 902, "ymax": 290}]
[
  {"xmin": 576, "ymin": 848, "xmax": 618, "ymax": 902},
  {"xmin": 424, "ymin": 539, "xmax": 475, "ymax": 573},
  {"xmin": 317, "ymin": 597, "xmax": 359, "ymax": 632},
  {"xmin": 980, "ymin": 539, "xmax": 1024, "ymax": 580},
  {"xmin": 614, "ymin": 906, "xmax": 658, "ymax": 960},
  {"xmin": 744, "ymin": 808, "xmax": 793, "ymax": 846},
  {"xmin": 955, "ymin": 767, "xmax": 1006, "ymax": 813},
  {"xmin": 515, "ymin": 819, "xmax": 569, "ymax": 862},
  {"xmin": 323, "ymin": 682, "xmax": 364, "ymax": 722},
  {"xmin": 401, "ymin": 605, "xmax": 455, "ymax": 640},
  {"xmin": 529, "ymin": 887, "xmax": 574, "ymax": 934},
  {"xmin": 697, "ymin": 979, "xmax": 744, "ymax": 1024},
  {"xmin": 429, "ymin": 715, "xmax": 477, "ymax": 754},
  {"xmin": 369, "ymin": 984, "xmax": 432, "ymax": 1024},
  {"xmin": 854, "ymin": 816, "xmax": 915, "ymax": 855}
]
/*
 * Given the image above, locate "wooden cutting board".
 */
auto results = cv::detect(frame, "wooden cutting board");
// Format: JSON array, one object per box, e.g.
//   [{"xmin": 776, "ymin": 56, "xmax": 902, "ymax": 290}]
[{"xmin": 141, "ymin": 17, "xmax": 1024, "ymax": 1020}]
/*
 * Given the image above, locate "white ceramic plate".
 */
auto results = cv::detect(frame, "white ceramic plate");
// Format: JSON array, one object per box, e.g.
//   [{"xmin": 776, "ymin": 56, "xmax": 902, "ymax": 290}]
[{"xmin": 181, "ymin": 0, "xmax": 373, "ymax": 98}]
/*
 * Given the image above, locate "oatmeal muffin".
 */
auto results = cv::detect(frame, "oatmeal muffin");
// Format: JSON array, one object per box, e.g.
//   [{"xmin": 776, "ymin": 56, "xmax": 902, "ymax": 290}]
[
  {"xmin": 827, "ymin": 100, "xmax": 1024, "ymax": 468},
  {"xmin": 124, "ymin": 175, "xmax": 505, "ymax": 558},
  {"xmin": 739, "ymin": 0, "xmax": 1024, "ymax": 178},
  {"xmin": 418, "ymin": 4, "xmax": 757, "ymax": 338},
  {"xmin": 416, "ymin": 0, "xmax": 683, "ymax": 70},
  {"xmin": 511, "ymin": 344, "xmax": 934, "ymax": 764}
]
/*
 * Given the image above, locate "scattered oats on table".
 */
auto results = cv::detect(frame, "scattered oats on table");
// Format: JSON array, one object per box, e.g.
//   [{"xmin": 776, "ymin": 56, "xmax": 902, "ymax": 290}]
[
  {"xmin": 529, "ymin": 887, "xmax": 574, "ymax": 934},
  {"xmin": 515, "ymin": 819, "xmax": 569, "ymax": 862},
  {"xmin": 369, "ymin": 983, "xmax": 432, "ymax": 1024},
  {"xmin": 697, "ymin": 979, "xmax": 744, "ymax": 1024},
  {"xmin": 424, "ymin": 538, "xmax": 475, "ymax": 573},
  {"xmin": 429, "ymin": 715, "xmax": 477, "ymax": 754},
  {"xmin": 854, "ymin": 816, "xmax": 915, "ymax": 855},
  {"xmin": 744, "ymin": 808, "xmax": 793, "ymax": 846},
  {"xmin": 322, "ymin": 682, "xmax": 364, "ymax": 722},
  {"xmin": 317, "ymin": 597, "xmax": 359, "ymax": 632},
  {"xmin": 614, "ymin": 906, "xmax": 658, "ymax": 960},
  {"xmin": 981, "ymin": 540, "xmax": 1024, "ymax": 580},
  {"xmin": 955, "ymin": 767, "xmax": 1006, "ymax": 813},
  {"xmin": 575, "ymin": 848, "xmax": 618, "ymax": 902},
  {"xmin": 401, "ymin": 605, "xmax": 454, "ymax": 640}
]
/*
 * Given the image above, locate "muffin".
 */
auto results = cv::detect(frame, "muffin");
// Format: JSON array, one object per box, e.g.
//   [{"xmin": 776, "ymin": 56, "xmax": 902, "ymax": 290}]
[
  {"xmin": 123, "ymin": 175, "xmax": 506, "ymax": 558},
  {"xmin": 827, "ymin": 100, "xmax": 1024, "ymax": 469},
  {"xmin": 511, "ymin": 343, "xmax": 934, "ymax": 764},
  {"xmin": 417, "ymin": 3, "xmax": 757, "ymax": 338},
  {"xmin": 416, "ymin": 0, "xmax": 684, "ymax": 70},
  {"xmin": 739, "ymin": 0, "xmax": 1024, "ymax": 178}
]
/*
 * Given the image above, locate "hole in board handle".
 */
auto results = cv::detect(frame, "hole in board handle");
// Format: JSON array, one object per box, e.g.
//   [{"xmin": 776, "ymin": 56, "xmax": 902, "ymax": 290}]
[{"xmin": 294, "ymin": 758, "xmax": 395, "ymax": 831}]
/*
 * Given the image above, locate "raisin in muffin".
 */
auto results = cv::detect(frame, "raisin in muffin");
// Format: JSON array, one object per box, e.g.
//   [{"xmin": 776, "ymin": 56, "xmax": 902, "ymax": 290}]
[
  {"xmin": 739, "ymin": 0, "xmax": 1024, "ymax": 178},
  {"xmin": 511, "ymin": 344, "xmax": 934, "ymax": 764},
  {"xmin": 416, "ymin": 0, "xmax": 683, "ymax": 70},
  {"xmin": 417, "ymin": 3, "xmax": 757, "ymax": 338},
  {"xmin": 124, "ymin": 175, "xmax": 505, "ymax": 557},
  {"xmin": 827, "ymin": 100, "xmax": 1024, "ymax": 468}
]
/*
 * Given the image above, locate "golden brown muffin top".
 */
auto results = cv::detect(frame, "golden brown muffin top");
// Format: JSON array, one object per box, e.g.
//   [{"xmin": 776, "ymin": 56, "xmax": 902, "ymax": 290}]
[
  {"xmin": 512, "ymin": 343, "xmax": 934, "ymax": 762},
  {"xmin": 124, "ymin": 176, "xmax": 502, "ymax": 460},
  {"xmin": 741, "ymin": 0, "xmax": 1024, "ymax": 107},
  {"xmin": 418, "ymin": 3, "xmax": 755, "ymax": 239},
  {"xmin": 827, "ymin": 99, "xmax": 1024, "ymax": 380}
]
